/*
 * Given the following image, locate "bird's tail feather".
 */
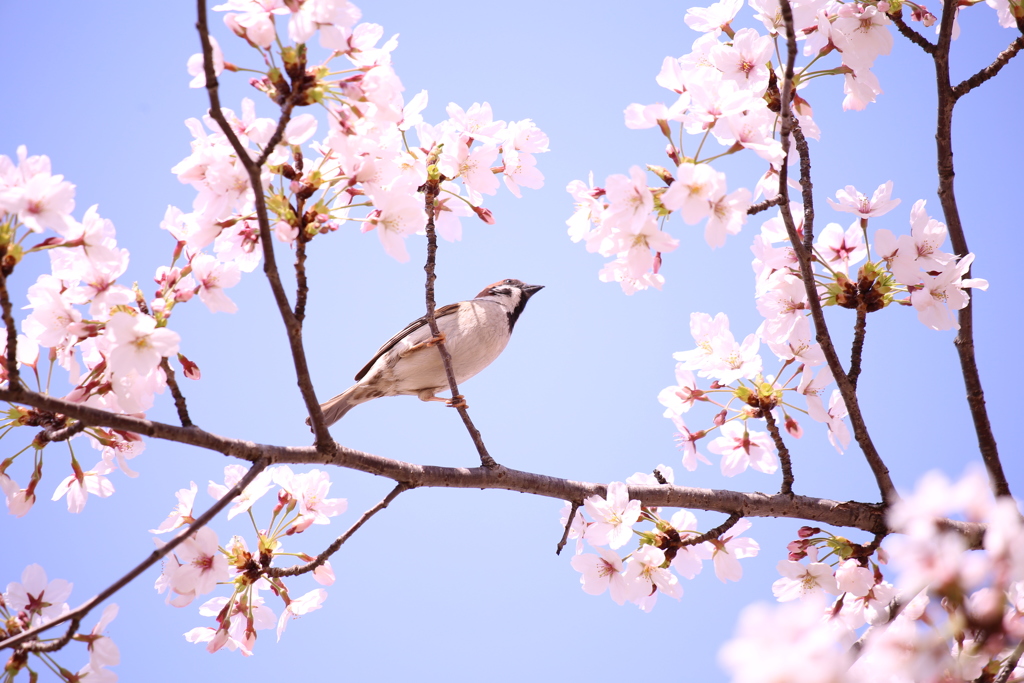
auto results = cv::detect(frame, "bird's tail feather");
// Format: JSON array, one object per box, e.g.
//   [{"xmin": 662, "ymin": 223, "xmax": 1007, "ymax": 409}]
[{"xmin": 305, "ymin": 386, "xmax": 364, "ymax": 428}]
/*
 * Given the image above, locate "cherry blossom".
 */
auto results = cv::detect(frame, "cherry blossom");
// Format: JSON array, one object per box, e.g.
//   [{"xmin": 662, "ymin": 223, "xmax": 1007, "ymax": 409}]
[
  {"xmin": 827, "ymin": 181, "xmax": 901, "ymax": 219},
  {"xmin": 700, "ymin": 518, "xmax": 759, "ymax": 582},
  {"xmin": 276, "ymin": 588, "xmax": 327, "ymax": 641},
  {"xmin": 707, "ymin": 420, "xmax": 779, "ymax": 477},
  {"xmin": 51, "ymin": 458, "xmax": 116, "ymax": 513},
  {"xmin": 570, "ymin": 547, "xmax": 631, "ymax": 605},
  {"xmin": 151, "ymin": 482, "xmax": 198, "ymax": 533},
  {"xmin": 4, "ymin": 563, "xmax": 73, "ymax": 625},
  {"xmin": 209, "ymin": 464, "xmax": 275, "ymax": 520},
  {"xmin": 583, "ymin": 481, "xmax": 642, "ymax": 550},
  {"xmin": 191, "ymin": 253, "xmax": 242, "ymax": 314},
  {"xmin": 772, "ymin": 560, "xmax": 840, "ymax": 602},
  {"xmin": 624, "ymin": 545, "xmax": 683, "ymax": 611},
  {"xmin": 105, "ymin": 312, "xmax": 181, "ymax": 377}
]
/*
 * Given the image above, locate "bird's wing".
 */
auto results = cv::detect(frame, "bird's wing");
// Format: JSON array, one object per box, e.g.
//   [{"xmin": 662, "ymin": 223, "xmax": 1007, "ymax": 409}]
[{"xmin": 353, "ymin": 303, "xmax": 462, "ymax": 381}]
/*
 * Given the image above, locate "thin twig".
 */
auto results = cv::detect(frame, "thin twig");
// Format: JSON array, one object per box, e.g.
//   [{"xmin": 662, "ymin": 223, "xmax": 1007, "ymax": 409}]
[
  {"xmin": 932, "ymin": 0, "xmax": 1009, "ymax": 498},
  {"xmin": 420, "ymin": 169, "xmax": 498, "ymax": 469},
  {"xmin": 19, "ymin": 618, "xmax": 81, "ymax": 654},
  {"xmin": 891, "ymin": 10, "xmax": 936, "ymax": 54},
  {"xmin": 747, "ymin": 196, "xmax": 783, "ymax": 216},
  {"xmin": 680, "ymin": 512, "xmax": 742, "ymax": 547},
  {"xmin": 2, "ymin": 458, "xmax": 269, "ymax": 652},
  {"xmin": 849, "ymin": 307, "xmax": 867, "ymax": 391},
  {"xmin": 776, "ymin": 0, "xmax": 896, "ymax": 506},
  {"xmin": 265, "ymin": 482, "xmax": 411, "ymax": 577},
  {"xmin": 39, "ymin": 420, "xmax": 88, "ymax": 444},
  {"xmin": 555, "ymin": 500, "xmax": 580, "ymax": 556},
  {"xmin": 294, "ymin": 230, "xmax": 309, "ymax": 322},
  {"xmin": 995, "ymin": 640, "xmax": 1024, "ymax": 683},
  {"xmin": 196, "ymin": 0, "xmax": 334, "ymax": 453},
  {"xmin": 952, "ymin": 34, "xmax": 1024, "ymax": 100},
  {"xmin": 160, "ymin": 358, "xmax": 193, "ymax": 428},
  {"xmin": 764, "ymin": 410, "xmax": 794, "ymax": 495}
]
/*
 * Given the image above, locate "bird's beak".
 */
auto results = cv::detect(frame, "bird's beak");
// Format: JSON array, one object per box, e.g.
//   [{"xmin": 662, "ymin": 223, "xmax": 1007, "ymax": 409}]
[{"xmin": 522, "ymin": 284, "xmax": 544, "ymax": 298}]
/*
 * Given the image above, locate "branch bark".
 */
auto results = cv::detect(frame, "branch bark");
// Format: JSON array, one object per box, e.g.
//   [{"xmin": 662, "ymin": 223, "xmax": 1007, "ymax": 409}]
[
  {"xmin": 932, "ymin": 0, "xmax": 1009, "ymax": 498},
  {"xmin": 196, "ymin": 0, "xmax": 334, "ymax": 454}
]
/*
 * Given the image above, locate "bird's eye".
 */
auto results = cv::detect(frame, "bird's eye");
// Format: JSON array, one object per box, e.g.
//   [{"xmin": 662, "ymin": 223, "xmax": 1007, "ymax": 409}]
[{"xmin": 504, "ymin": 279, "xmax": 513, "ymax": 285}]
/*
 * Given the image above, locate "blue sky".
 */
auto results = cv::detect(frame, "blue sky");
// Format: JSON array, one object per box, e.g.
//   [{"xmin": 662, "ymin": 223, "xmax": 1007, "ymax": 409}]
[{"xmin": 2, "ymin": 2, "xmax": 1022, "ymax": 681}]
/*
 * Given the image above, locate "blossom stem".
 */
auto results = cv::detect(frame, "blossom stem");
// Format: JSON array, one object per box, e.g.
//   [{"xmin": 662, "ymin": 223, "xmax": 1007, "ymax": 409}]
[{"xmin": 764, "ymin": 410, "xmax": 795, "ymax": 495}]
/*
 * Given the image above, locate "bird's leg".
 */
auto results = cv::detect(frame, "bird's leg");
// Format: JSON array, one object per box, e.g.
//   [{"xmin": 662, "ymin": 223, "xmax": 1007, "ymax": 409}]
[{"xmin": 400, "ymin": 331, "xmax": 447, "ymax": 357}]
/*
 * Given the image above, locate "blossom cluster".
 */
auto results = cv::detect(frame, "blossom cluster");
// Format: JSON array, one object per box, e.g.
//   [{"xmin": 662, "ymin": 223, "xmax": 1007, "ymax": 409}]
[
  {"xmin": 1, "ymin": 564, "xmax": 119, "ymax": 681},
  {"xmin": 721, "ymin": 468, "xmax": 1024, "ymax": 683},
  {"xmin": 564, "ymin": 478, "xmax": 759, "ymax": 611},
  {"xmin": 1, "ymin": 0, "xmax": 547, "ymax": 519},
  {"xmin": 153, "ymin": 465, "xmax": 345, "ymax": 655},
  {"xmin": 564, "ymin": 0, "xmax": 1006, "ymax": 296}
]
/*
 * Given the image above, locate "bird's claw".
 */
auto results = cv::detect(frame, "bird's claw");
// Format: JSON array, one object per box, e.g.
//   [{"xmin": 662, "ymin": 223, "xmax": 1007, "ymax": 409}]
[
  {"xmin": 402, "ymin": 332, "xmax": 447, "ymax": 357},
  {"xmin": 446, "ymin": 394, "xmax": 468, "ymax": 410}
]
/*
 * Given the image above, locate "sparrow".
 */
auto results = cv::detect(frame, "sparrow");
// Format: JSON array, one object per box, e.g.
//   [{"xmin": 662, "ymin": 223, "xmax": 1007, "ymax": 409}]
[{"xmin": 315, "ymin": 279, "xmax": 544, "ymax": 426}]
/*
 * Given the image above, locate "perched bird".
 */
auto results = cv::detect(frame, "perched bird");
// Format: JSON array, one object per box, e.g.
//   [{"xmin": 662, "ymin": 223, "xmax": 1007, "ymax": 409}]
[{"xmin": 314, "ymin": 279, "xmax": 544, "ymax": 426}]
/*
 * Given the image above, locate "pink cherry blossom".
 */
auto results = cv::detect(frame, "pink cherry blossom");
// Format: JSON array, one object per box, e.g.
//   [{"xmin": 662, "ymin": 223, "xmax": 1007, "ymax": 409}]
[
  {"xmin": 208, "ymin": 464, "xmax": 275, "ymax": 520},
  {"xmin": 815, "ymin": 221, "xmax": 867, "ymax": 274},
  {"xmin": 670, "ymin": 415, "xmax": 713, "ymax": 471},
  {"xmin": 190, "ymin": 253, "xmax": 242, "ymax": 314},
  {"xmin": 501, "ymin": 147, "xmax": 544, "ymax": 198},
  {"xmin": 51, "ymin": 458, "xmax": 116, "ymax": 513},
  {"xmin": 661, "ymin": 163, "xmax": 723, "ymax": 225},
  {"xmin": 83, "ymin": 603, "xmax": 120, "ymax": 670},
  {"xmin": 151, "ymin": 482, "xmax": 198, "ymax": 533},
  {"xmin": 4, "ymin": 563, "xmax": 73, "ymax": 625},
  {"xmin": 710, "ymin": 28, "xmax": 774, "ymax": 94},
  {"xmin": 700, "ymin": 518, "xmax": 759, "ymax": 582},
  {"xmin": 187, "ymin": 36, "xmax": 224, "ymax": 89},
  {"xmin": 570, "ymin": 547, "xmax": 631, "ymax": 605},
  {"xmin": 213, "ymin": 0, "xmax": 287, "ymax": 49},
  {"xmin": 158, "ymin": 527, "xmax": 231, "ymax": 606},
  {"xmin": 827, "ymin": 181, "xmax": 901, "ymax": 219},
  {"xmin": 445, "ymin": 102, "xmax": 506, "ymax": 143},
  {"xmin": 602, "ymin": 166, "xmax": 654, "ymax": 233},
  {"xmin": 684, "ymin": 0, "xmax": 743, "ymax": 34},
  {"xmin": 624, "ymin": 545, "xmax": 683, "ymax": 611},
  {"xmin": 583, "ymin": 481, "xmax": 642, "ymax": 550},
  {"xmin": 276, "ymin": 588, "xmax": 327, "ymax": 641},
  {"xmin": 105, "ymin": 312, "xmax": 181, "ymax": 377},
  {"xmin": 910, "ymin": 253, "xmax": 988, "ymax": 331},
  {"xmin": 807, "ymin": 389, "xmax": 851, "ymax": 453},
  {"xmin": 658, "ymin": 366, "xmax": 706, "ymax": 416},
  {"xmin": 0, "ymin": 146, "xmax": 76, "ymax": 234},
  {"xmin": 707, "ymin": 420, "xmax": 779, "ymax": 477},
  {"xmin": 772, "ymin": 560, "xmax": 840, "ymax": 601},
  {"xmin": 364, "ymin": 183, "xmax": 427, "ymax": 263}
]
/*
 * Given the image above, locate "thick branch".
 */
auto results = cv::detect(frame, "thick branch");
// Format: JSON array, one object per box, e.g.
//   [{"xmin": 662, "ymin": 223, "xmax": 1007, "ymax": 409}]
[
  {"xmin": 265, "ymin": 482, "xmax": 410, "ymax": 578},
  {"xmin": 196, "ymin": 0, "xmax": 334, "ymax": 453},
  {"xmin": 420, "ymin": 174, "xmax": 497, "ymax": 469},
  {"xmin": 776, "ymin": 0, "xmax": 896, "ymax": 506},
  {"xmin": 0, "ymin": 387, "xmax": 910, "ymax": 536},
  {"xmin": 932, "ymin": 0, "xmax": 1009, "ymax": 498},
  {"xmin": 1, "ymin": 459, "xmax": 269, "ymax": 652}
]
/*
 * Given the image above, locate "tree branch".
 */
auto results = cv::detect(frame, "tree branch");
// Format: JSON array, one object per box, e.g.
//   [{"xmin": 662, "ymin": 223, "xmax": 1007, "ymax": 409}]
[
  {"xmin": 0, "ymin": 386, "xmax": 913, "ymax": 537},
  {"xmin": 265, "ymin": 482, "xmax": 411, "ymax": 578},
  {"xmin": 952, "ymin": 33, "xmax": 1024, "ymax": 101},
  {"xmin": 747, "ymin": 196, "xmax": 783, "ymax": 216},
  {"xmin": 0, "ymin": 267, "xmax": 20, "ymax": 390},
  {"xmin": 764, "ymin": 410, "xmax": 795, "ymax": 495},
  {"xmin": 680, "ymin": 512, "xmax": 742, "ymax": 547},
  {"xmin": 419, "ymin": 170, "xmax": 498, "ymax": 469},
  {"xmin": 848, "ymin": 307, "xmax": 867, "ymax": 391},
  {"xmin": 891, "ymin": 9, "xmax": 936, "ymax": 54},
  {"xmin": 776, "ymin": 0, "xmax": 897, "ymax": 506},
  {"xmin": 556, "ymin": 500, "xmax": 580, "ymax": 555},
  {"xmin": 0, "ymin": 458, "xmax": 269, "ymax": 652},
  {"xmin": 196, "ymin": 0, "xmax": 334, "ymax": 454},
  {"xmin": 932, "ymin": 0, "xmax": 1009, "ymax": 498},
  {"xmin": 160, "ymin": 357, "xmax": 193, "ymax": 428}
]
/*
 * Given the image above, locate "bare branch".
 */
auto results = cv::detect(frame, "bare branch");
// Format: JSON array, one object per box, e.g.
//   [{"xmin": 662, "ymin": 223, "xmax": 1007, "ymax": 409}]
[
  {"xmin": 764, "ymin": 410, "xmax": 795, "ymax": 495},
  {"xmin": 195, "ymin": 0, "xmax": 335, "ymax": 453},
  {"xmin": 38, "ymin": 420, "xmax": 87, "ymax": 444},
  {"xmin": 265, "ymin": 482, "xmax": 411, "ymax": 578},
  {"xmin": 776, "ymin": 0, "xmax": 897, "ymax": 506},
  {"xmin": 419, "ymin": 170, "xmax": 498, "ymax": 469},
  {"xmin": 995, "ymin": 640, "xmax": 1024, "ymax": 683},
  {"xmin": 953, "ymin": 33, "xmax": 1024, "ymax": 101},
  {"xmin": 747, "ymin": 196, "xmax": 783, "ymax": 216},
  {"xmin": 19, "ymin": 618, "xmax": 81, "ymax": 654},
  {"xmin": 0, "ymin": 268, "xmax": 20, "ymax": 390},
  {"xmin": 1, "ymin": 459, "xmax": 269, "ymax": 652},
  {"xmin": 680, "ymin": 512, "xmax": 742, "ymax": 547},
  {"xmin": 0, "ymin": 387, "xmax": 906, "ymax": 535},
  {"xmin": 556, "ymin": 500, "xmax": 580, "ymax": 556},
  {"xmin": 932, "ymin": 0, "xmax": 1009, "ymax": 498},
  {"xmin": 160, "ymin": 357, "xmax": 193, "ymax": 428},
  {"xmin": 891, "ymin": 9, "xmax": 936, "ymax": 54},
  {"xmin": 849, "ymin": 307, "xmax": 867, "ymax": 391}
]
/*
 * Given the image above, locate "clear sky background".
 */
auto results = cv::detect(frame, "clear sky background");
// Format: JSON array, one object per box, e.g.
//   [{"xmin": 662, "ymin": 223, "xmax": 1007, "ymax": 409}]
[{"xmin": 1, "ymin": 2, "xmax": 1022, "ymax": 681}]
